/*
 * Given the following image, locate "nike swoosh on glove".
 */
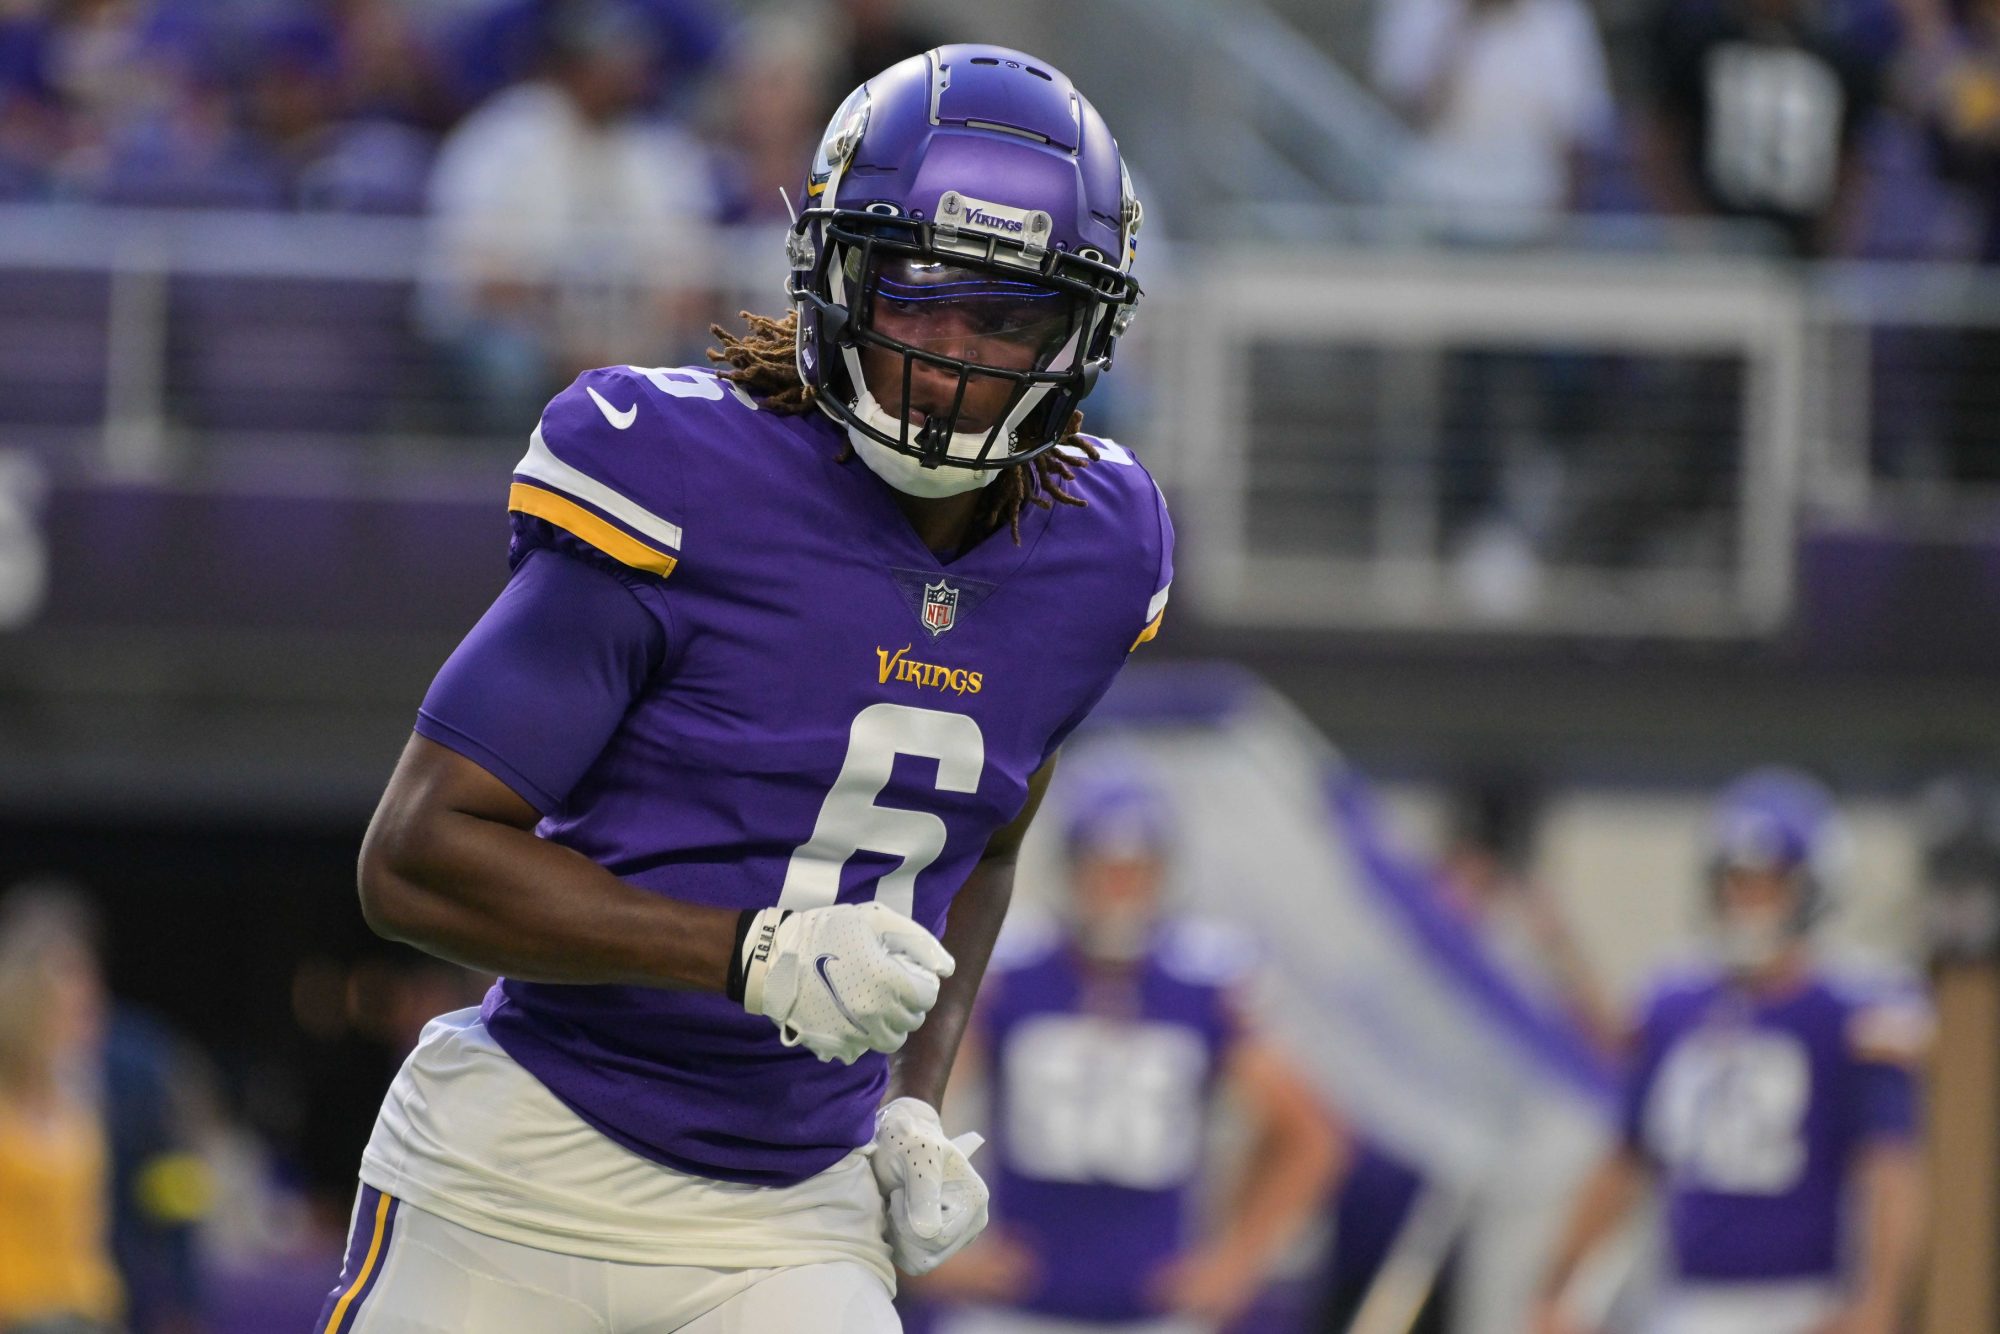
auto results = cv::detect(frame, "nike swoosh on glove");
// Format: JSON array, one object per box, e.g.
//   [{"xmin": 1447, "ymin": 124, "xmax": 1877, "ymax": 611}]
[
  {"xmin": 867, "ymin": 1097, "xmax": 990, "ymax": 1276},
  {"xmin": 735, "ymin": 903, "xmax": 954, "ymax": 1064}
]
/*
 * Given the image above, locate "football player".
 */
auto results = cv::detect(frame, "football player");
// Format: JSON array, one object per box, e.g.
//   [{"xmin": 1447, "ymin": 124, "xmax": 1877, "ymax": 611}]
[
  {"xmin": 1532, "ymin": 771, "xmax": 1930, "ymax": 1334},
  {"xmin": 912, "ymin": 766, "xmax": 1342, "ymax": 1334},
  {"xmin": 318, "ymin": 46, "xmax": 1169, "ymax": 1334}
]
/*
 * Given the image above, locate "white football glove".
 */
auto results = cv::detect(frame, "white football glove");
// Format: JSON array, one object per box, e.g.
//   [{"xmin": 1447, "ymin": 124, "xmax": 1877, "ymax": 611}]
[
  {"xmin": 866, "ymin": 1097, "xmax": 990, "ymax": 1276},
  {"xmin": 736, "ymin": 903, "xmax": 954, "ymax": 1065}
]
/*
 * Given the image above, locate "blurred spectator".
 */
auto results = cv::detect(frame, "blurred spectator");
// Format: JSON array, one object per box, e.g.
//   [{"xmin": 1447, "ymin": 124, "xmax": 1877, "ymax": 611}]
[
  {"xmin": 1372, "ymin": 0, "xmax": 1615, "ymax": 243},
  {"xmin": 1916, "ymin": 772, "xmax": 2000, "ymax": 961},
  {"xmin": 910, "ymin": 765, "xmax": 1344, "ymax": 1334},
  {"xmin": 1370, "ymin": 0, "xmax": 1615, "ymax": 602},
  {"xmin": 42, "ymin": 0, "xmax": 216, "ymax": 139},
  {"xmin": 47, "ymin": 0, "xmax": 271, "ymax": 208},
  {"xmin": 1902, "ymin": 0, "xmax": 2000, "ymax": 241},
  {"xmin": 0, "ymin": 0, "xmax": 446, "ymax": 208},
  {"xmin": 243, "ymin": 13, "xmax": 434, "ymax": 213},
  {"xmin": 1435, "ymin": 776, "xmax": 1621, "ymax": 1052},
  {"xmin": 0, "ymin": 1, "xmax": 61, "ymax": 198},
  {"xmin": 329, "ymin": 0, "xmax": 452, "ymax": 129},
  {"xmin": 832, "ymin": 0, "xmax": 943, "ymax": 103},
  {"xmin": 1, "ymin": 882, "xmax": 211, "ymax": 1334},
  {"xmin": 101, "ymin": 1010, "xmax": 207, "ymax": 1334},
  {"xmin": 1642, "ymin": 0, "xmax": 1892, "ymax": 257},
  {"xmin": 441, "ymin": 0, "xmax": 730, "ymax": 118},
  {"xmin": 1900, "ymin": 0, "xmax": 2000, "ymax": 482},
  {"xmin": 420, "ymin": 0, "xmax": 719, "ymax": 432},
  {"xmin": 704, "ymin": 9, "xmax": 836, "ymax": 224},
  {"xmin": 0, "ymin": 889, "xmax": 122, "ymax": 1333}
]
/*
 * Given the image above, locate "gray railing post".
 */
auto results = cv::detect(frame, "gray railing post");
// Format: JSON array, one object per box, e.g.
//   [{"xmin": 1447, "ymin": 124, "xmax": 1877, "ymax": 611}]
[{"xmin": 102, "ymin": 237, "xmax": 171, "ymax": 478}]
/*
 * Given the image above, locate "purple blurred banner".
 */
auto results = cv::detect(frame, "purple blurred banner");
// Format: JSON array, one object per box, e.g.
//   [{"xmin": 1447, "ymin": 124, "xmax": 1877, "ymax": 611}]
[
  {"xmin": 18, "ymin": 477, "xmax": 506, "ymax": 637},
  {"xmin": 1796, "ymin": 523, "xmax": 2000, "ymax": 670}
]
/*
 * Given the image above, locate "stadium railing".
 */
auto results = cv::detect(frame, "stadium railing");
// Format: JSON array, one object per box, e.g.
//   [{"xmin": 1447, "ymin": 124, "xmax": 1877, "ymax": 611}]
[{"xmin": 0, "ymin": 206, "xmax": 1995, "ymax": 641}]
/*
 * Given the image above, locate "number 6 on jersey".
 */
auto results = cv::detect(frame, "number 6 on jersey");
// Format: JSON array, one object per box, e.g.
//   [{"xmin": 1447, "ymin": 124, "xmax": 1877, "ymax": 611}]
[{"xmin": 781, "ymin": 703, "xmax": 986, "ymax": 918}]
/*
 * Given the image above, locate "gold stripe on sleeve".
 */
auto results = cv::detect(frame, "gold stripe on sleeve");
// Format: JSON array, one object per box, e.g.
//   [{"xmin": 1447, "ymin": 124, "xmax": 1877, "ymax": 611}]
[
  {"xmin": 509, "ymin": 482, "xmax": 679, "ymax": 579},
  {"xmin": 1129, "ymin": 611, "xmax": 1165, "ymax": 652}
]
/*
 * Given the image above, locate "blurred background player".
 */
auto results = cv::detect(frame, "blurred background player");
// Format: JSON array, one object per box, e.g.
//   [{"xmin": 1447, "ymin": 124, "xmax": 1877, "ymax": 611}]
[
  {"xmin": 1532, "ymin": 770, "xmax": 1930, "ymax": 1334},
  {"xmin": 913, "ymin": 764, "xmax": 1342, "ymax": 1334}
]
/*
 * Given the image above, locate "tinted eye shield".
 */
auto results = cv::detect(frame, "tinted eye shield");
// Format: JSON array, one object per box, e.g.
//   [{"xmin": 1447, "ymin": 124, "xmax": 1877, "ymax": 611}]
[{"xmin": 867, "ymin": 265, "xmax": 1075, "ymax": 360}]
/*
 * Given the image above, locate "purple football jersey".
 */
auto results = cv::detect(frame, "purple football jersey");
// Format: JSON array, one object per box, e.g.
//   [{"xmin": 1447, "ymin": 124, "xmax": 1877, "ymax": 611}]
[
  {"xmin": 414, "ymin": 364, "xmax": 1173, "ymax": 1187},
  {"xmin": 1621, "ymin": 962, "xmax": 1925, "ymax": 1283},
  {"xmin": 978, "ymin": 919, "xmax": 1253, "ymax": 1322}
]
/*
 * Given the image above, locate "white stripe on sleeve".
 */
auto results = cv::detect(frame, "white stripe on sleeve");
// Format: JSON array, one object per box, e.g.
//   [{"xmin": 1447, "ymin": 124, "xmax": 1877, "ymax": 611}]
[{"xmin": 515, "ymin": 426, "xmax": 683, "ymax": 552}]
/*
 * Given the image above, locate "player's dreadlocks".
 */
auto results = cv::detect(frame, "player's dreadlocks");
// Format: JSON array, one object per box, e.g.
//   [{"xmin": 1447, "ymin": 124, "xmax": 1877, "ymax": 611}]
[{"xmin": 708, "ymin": 311, "xmax": 1097, "ymax": 545}]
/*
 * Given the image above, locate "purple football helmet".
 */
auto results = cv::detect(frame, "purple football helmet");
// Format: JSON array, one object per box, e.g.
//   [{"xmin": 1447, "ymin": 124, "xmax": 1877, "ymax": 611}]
[
  {"xmin": 787, "ymin": 45, "xmax": 1143, "ymax": 474},
  {"xmin": 1708, "ymin": 767, "xmax": 1850, "ymax": 925},
  {"xmin": 1062, "ymin": 762, "xmax": 1173, "ymax": 862}
]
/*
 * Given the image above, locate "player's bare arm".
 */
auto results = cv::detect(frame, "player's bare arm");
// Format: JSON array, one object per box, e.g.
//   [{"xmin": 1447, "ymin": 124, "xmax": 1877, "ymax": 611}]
[
  {"xmin": 1153, "ymin": 1035, "xmax": 1345, "ymax": 1322},
  {"xmin": 361, "ymin": 732, "xmax": 952, "ymax": 1066},
  {"xmin": 359, "ymin": 733, "xmax": 736, "ymax": 990},
  {"xmin": 1533, "ymin": 1146, "xmax": 1649, "ymax": 1333},
  {"xmin": 888, "ymin": 754, "xmax": 1058, "ymax": 1109},
  {"xmin": 1833, "ymin": 1133, "xmax": 1927, "ymax": 1333}
]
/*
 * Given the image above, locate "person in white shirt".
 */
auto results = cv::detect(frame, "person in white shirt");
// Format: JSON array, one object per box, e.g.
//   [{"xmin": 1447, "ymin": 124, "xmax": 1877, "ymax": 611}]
[
  {"xmin": 421, "ymin": 2, "xmax": 718, "ymax": 431},
  {"xmin": 1373, "ymin": 0, "xmax": 1615, "ymax": 242}
]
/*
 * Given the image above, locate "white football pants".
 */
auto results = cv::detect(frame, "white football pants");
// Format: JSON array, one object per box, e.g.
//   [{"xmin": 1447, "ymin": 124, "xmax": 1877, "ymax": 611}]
[
  {"xmin": 1643, "ymin": 1280, "xmax": 1843, "ymax": 1334},
  {"xmin": 324, "ymin": 1194, "xmax": 898, "ymax": 1333},
  {"xmin": 937, "ymin": 1309, "xmax": 1213, "ymax": 1334}
]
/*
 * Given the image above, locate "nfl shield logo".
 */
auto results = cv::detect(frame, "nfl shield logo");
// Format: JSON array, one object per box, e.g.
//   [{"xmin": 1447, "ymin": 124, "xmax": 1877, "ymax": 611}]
[{"xmin": 922, "ymin": 579, "xmax": 959, "ymax": 636}]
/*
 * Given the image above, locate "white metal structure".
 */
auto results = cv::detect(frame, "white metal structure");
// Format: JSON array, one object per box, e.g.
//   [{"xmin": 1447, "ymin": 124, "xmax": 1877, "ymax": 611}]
[{"xmin": 1153, "ymin": 247, "xmax": 1812, "ymax": 637}]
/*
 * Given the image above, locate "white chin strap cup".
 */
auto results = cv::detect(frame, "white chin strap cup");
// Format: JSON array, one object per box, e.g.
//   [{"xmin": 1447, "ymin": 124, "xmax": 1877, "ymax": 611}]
[{"xmin": 845, "ymin": 388, "xmax": 1005, "ymax": 499}]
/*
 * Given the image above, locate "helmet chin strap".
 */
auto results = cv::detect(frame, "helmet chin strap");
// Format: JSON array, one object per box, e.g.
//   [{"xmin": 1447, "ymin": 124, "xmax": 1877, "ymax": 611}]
[
  {"xmin": 1718, "ymin": 920, "xmax": 1790, "ymax": 974},
  {"xmin": 915, "ymin": 413, "xmax": 954, "ymax": 465},
  {"xmin": 1715, "ymin": 910, "xmax": 1810, "ymax": 977},
  {"xmin": 846, "ymin": 386, "xmax": 1005, "ymax": 499},
  {"xmin": 1073, "ymin": 907, "xmax": 1155, "ymax": 964}
]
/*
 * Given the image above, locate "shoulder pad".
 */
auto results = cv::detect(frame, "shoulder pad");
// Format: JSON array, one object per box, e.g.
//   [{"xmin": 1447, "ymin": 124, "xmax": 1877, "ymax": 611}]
[
  {"xmin": 1845, "ymin": 998, "xmax": 1934, "ymax": 1067},
  {"xmin": 1058, "ymin": 432, "xmax": 1174, "ymax": 652},
  {"xmin": 1156, "ymin": 916, "xmax": 1262, "ymax": 989},
  {"xmin": 1819, "ymin": 947, "xmax": 1923, "ymax": 999},
  {"xmin": 509, "ymin": 365, "xmax": 760, "ymax": 579},
  {"xmin": 1638, "ymin": 957, "xmax": 1725, "ymax": 1021},
  {"xmin": 1822, "ymin": 953, "xmax": 1935, "ymax": 1065},
  {"xmin": 988, "ymin": 905, "xmax": 1064, "ymax": 973}
]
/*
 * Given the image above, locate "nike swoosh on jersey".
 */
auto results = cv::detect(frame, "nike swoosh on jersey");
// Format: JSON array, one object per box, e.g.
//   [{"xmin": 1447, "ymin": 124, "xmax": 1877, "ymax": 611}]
[
  {"xmin": 586, "ymin": 386, "xmax": 638, "ymax": 430},
  {"xmin": 814, "ymin": 953, "xmax": 866, "ymax": 1031}
]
